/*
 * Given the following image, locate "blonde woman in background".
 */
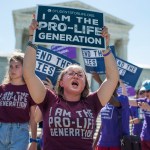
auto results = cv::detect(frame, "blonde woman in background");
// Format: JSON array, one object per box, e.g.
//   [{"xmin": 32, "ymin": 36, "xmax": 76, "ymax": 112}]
[{"xmin": 0, "ymin": 51, "xmax": 37, "ymax": 150}]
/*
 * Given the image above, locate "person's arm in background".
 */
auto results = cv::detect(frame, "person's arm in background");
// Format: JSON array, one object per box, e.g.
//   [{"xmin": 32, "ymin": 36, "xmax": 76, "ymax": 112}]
[
  {"xmin": 42, "ymin": 77, "xmax": 54, "ymax": 91},
  {"xmin": 28, "ymin": 105, "xmax": 37, "ymax": 150},
  {"xmin": 138, "ymin": 102, "xmax": 150, "ymax": 111},
  {"xmin": 129, "ymin": 98, "xmax": 150, "ymax": 110},
  {"xmin": 97, "ymin": 27, "xmax": 119, "ymax": 106},
  {"xmin": 130, "ymin": 117, "xmax": 142, "ymax": 124},
  {"xmin": 92, "ymin": 72, "xmax": 103, "ymax": 86},
  {"xmin": 129, "ymin": 99, "xmax": 138, "ymax": 106},
  {"xmin": 129, "ymin": 106, "xmax": 141, "ymax": 125}
]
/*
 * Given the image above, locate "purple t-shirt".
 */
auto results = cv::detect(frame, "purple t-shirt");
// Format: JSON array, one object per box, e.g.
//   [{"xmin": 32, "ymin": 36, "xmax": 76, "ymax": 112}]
[
  {"xmin": 0, "ymin": 83, "xmax": 35, "ymax": 123},
  {"xmin": 137, "ymin": 98, "xmax": 150, "ymax": 140},
  {"xmin": 38, "ymin": 90, "xmax": 102, "ymax": 150},
  {"xmin": 98, "ymin": 95, "xmax": 129, "ymax": 147},
  {"xmin": 130, "ymin": 106, "xmax": 143, "ymax": 136}
]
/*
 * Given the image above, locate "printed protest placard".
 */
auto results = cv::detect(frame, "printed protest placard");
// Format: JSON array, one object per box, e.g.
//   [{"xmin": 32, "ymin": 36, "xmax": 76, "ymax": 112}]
[
  {"xmin": 116, "ymin": 57, "xmax": 143, "ymax": 87},
  {"xmin": 35, "ymin": 45, "xmax": 79, "ymax": 85},
  {"xmin": 81, "ymin": 46, "xmax": 115, "ymax": 73},
  {"xmin": 34, "ymin": 5, "xmax": 105, "ymax": 49},
  {"xmin": 81, "ymin": 45, "xmax": 142, "ymax": 87}
]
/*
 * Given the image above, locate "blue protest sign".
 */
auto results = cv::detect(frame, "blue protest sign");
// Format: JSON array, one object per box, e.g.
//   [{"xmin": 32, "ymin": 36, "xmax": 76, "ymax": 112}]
[
  {"xmin": 116, "ymin": 57, "xmax": 143, "ymax": 87},
  {"xmin": 34, "ymin": 5, "xmax": 105, "ymax": 49},
  {"xmin": 81, "ymin": 45, "xmax": 142, "ymax": 87},
  {"xmin": 35, "ymin": 45, "xmax": 79, "ymax": 85},
  {"xmin": 81, "ymin": 46, "xmax": 116, "ymax": 73}
]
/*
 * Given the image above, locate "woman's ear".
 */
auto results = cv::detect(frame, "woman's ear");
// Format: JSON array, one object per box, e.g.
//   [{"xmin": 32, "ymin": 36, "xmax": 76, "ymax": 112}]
[{"xmin": 59, "ymin": 80, "xmax": 64, "ymax": 87}]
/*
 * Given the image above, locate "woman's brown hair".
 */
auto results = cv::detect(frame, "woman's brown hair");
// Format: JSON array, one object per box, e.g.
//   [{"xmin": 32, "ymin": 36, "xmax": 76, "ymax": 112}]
[{"xmin": 2, "ymin": 51, "xmax": 24, "ymax": 84}]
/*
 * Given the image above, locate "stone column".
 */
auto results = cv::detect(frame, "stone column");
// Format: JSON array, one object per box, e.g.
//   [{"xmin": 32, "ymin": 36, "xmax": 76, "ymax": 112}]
[
  {"xmin": 109, "ymin": 39, "xmax": 115, "ymax": 46},
  {"xmin": 76, "ymin": 47, "xmax": 84, "ymax": 68},
  {"xmin": 15, "ymin": 29, "xmax": 24, "ymax": 50},
  {"xmin": 0, "ymin": 56, "xmax": 8, "ymax": 84},
  {"xmin": 115, "ymin": 38, "xmax": 129, "ymax": 60}
]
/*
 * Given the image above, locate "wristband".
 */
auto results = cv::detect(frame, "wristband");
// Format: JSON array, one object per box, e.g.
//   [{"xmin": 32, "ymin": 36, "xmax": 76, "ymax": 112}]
[
  {"xmin": 30, "ymin": 138, "xmax": 39, "ymax": 143},
  {"xmin": 103, "ymin": 50, "xmax": 111, "ymax": 57},
  {"xmin": 27, "ymin": 41, "xmax": 37, "ymax": 50}
]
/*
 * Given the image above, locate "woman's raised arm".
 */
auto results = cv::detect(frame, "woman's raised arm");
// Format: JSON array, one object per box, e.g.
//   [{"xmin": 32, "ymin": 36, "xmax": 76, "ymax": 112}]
[
  {"xmin": 97, "ymin": 27, "xmax": 119, "ymax": 106},
  {"xmin": 23, "ymin": 18, "xmax": 46, "ymax": 104}
]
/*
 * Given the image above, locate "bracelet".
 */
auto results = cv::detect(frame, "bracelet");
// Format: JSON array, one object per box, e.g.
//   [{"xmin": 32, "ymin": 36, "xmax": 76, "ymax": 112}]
[
  {"xmin": 29, "ymin": 35, "xmax": 33, "ymax": 36},
  {"xmin": 103, "ymin": 50, "xmax": 111, "ymax": 57},
  {"xmin": 27, "ymin": 41, "xmax": 37, "ymax": 50},
  {"xmin": 30, "ymin": 138, "xmax": 39, "ymax": 143}
]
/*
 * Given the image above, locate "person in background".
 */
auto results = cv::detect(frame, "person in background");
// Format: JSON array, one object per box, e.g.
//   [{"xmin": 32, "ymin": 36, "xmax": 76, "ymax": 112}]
[
  {"xmin": 92, "ymin": 73, "xmax": 129, "ymax": 150},
  {"xmin": 129, "ymin": 80, "xmax": 150, "ymax": 150},
  {"xmin": 23, "ymin": 16, "xmax": 119, "ymax": 150},
  {"xmin": 129, "ymin": 89, "xmax": 145, "ymax": 136},
  {"xmin": 0, "ymin": 51, "xmax": 37, "ymax": 150}
]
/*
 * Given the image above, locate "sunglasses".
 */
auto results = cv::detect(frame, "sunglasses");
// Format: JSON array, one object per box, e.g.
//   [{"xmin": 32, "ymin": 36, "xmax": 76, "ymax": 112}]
[
  {"xmin": 140, "ymin": 90, "xmax": 150, "ymax": 95},
  {"xmin": 139, "ymin": 91, "xmax": 145, "ymax": 95}
]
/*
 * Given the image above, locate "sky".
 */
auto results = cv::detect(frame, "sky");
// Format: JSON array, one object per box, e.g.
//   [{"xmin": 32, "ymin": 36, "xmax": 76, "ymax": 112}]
[{"xmin": 0, "ymin": 0, "xmax": 150, "ymax": 67}]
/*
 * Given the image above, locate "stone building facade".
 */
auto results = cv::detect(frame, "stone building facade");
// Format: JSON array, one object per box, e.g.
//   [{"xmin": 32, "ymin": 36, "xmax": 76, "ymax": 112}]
[{"xmin": 0, "ymin": 56, "xmax": 8, "ymax": 84}]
